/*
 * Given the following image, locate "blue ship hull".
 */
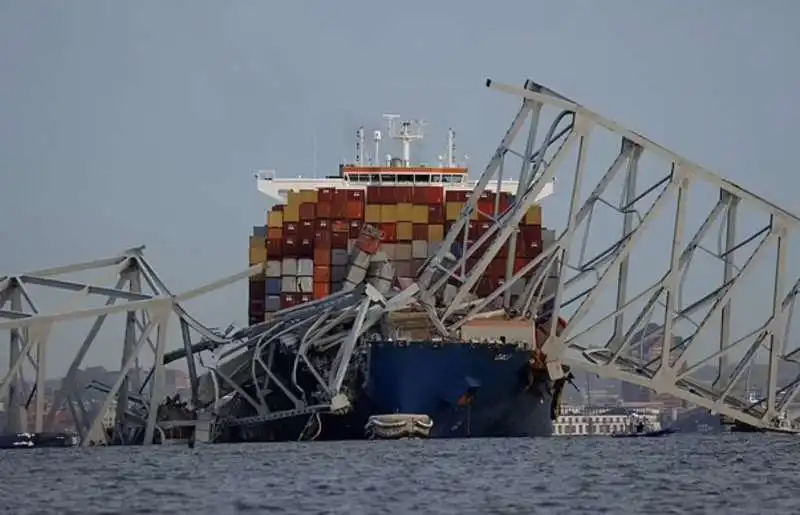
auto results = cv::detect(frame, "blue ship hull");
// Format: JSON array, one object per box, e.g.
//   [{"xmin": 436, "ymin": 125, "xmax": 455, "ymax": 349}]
[{"xmin": 366, "ymin": 341, "xmax": 554, "ymax": 438}]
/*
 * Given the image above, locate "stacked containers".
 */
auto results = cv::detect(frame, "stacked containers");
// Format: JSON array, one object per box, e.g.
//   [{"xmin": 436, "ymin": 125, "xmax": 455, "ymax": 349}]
[
  {"xmin": 253, "ymin": 182, "xmax": 545, "ymax": 320},
  {"xmin": 444, "ymin": 189, "xmax": 544, "ymax": 306},
  {"xmin": 365, "ymin": 185, "xmax": 445, "ymax": 282},
  {"xmin": 263, "ymin": 187, "xmax": 367, "ymax": 313},
  {"xmin": 248, "ymin": 228, "xmax": 268, "ymax": 324}
]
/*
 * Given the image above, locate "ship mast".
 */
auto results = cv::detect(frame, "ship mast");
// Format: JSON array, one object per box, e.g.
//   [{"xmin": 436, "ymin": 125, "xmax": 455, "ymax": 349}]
[
  {"xmin": 383, "ymin": 114, "xmax": 424, "ymax": 167},
  {"xmin": 355, "ymin": 127, "xmax": 365, "ymax": 166}
]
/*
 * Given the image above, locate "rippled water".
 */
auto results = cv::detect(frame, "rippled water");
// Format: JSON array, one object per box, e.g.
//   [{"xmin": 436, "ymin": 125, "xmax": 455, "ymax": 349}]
[{"xmin": 1, "ymin": 434, "xmax": 798, "ymax": 514}]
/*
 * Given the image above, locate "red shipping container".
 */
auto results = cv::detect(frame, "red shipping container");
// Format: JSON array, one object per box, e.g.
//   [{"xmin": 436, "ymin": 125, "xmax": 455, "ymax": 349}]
[
  {"xmin": 331, "ymin": 232, "xmax": 348, "ymax": 249},
  {"xmin": 313, "ymin": 282, "xmax": 331, "ymax": 300},
  {"xmin": 412, "ymin": 223, "xmax": 428, "ymax": 240},
  {"xmin": 272, "ymin": 204, "xmax": 285, "ymax": 212},
  {"xmin": 479, "ymin": 190, "xmax": 496, "ymax": 201},
  {"xmin": 319, "ymin": 188, "xmax": 334, "ymax": 202},
  {"xmin": 411, "ymin": 186, "xmax": 428, "ymax": 204},
  {"xmin": 298, "ymin": 237, "xmax": 313, "ymax": 257},
  {"xmin": 346, "ymin": 200, "xmax": 365, "ymax": 220},
  {"xmin": 248, "ymin": 280, "xmax": 266, "ymax": 299},
  {"xmin": 313, "ymin": 265, "xmax": 331, "ymax": 283},
  {"xmin": 298, "ymin": 294, "xmax": 312, "ymax": 305},
  {"xmin": 299, "ymin": 202, "xmax": 316, "ymax": 220},
  {"xmin": 333, "ymin": 189, "xmax": 348, "ymax": 205},
  {"xmin": 267, "ymin": 238, "xmax": 283, "ymax": 256},
  {"xmin": 332, "ymin": 219, "xmax": 349, "ymax": 233},
  {"xmin": 366, "ymin": 185, "xmax": 383, "ymax": 204},
  {"xmin": 396, "ymin": 187, "xmax": 413, "ymax": 203},
  {"xmin": 514, "ymin": 258, "xmax": 530, "ymax": 276},
  {"xmin": 331, "ymin": 200, "xmax": 347, "ymax": 218},
  {"xmin": 356, "ymin": 234, "xmax": 380, "ymax": 254},
  {"xmin": 268, "ymin": 228, "xmax": 282, "ymax": 239},
  {"xmin": 298, "ymin": 221, "xmax": 315, "ymax": 240},
  {"xmin": 427, "ymin": 186, "xmax": 445, "ymax": 204},
  {"xmin": 428, "ymin": 204, "xmax": 445, "ymax": 225},
  {"xmin": 283, "ymin": 222, "xmax": 298, "ymax": 236},
  {"xmin": 477, "ymin": 199, "xmax": 496, "ymax": 219},
  {"xmin": 317, "ymin": 202, "xmax": 332, "ymax": 219},
  {"xmin": 314, "ymin": 229, "xmax": 332, "ymax": 248},
  {"xmin": 314, "ymin": 247, "xmax": 331, "ymax": 265},
  {"xmin": 446, "ymin": 190, "xmax": 469, "ymax": 202},
  {"xmin": 380, "ymin": 223, "xmax": 397, "ymax": 243},
  {"xmin": 283, "ymin": 237, "xmax": 298, "ymax": 257},
  {"xmin": 281, "ymin": 293, "xmax": 299, "ymax": 309},
  {"xmin": 521, "ymin": 225, "xmax": 542, "ymax": 245},
  {"xmin": 347, "ymin": 189, "xmax": 364, "ymax": 201},
  {"xmin": 315, "ymin": 219, "xmax": 330, "ymax": 231},
  {"xmin": 348, "ymin": 219, "xmax": 363, "ymax": 239}
]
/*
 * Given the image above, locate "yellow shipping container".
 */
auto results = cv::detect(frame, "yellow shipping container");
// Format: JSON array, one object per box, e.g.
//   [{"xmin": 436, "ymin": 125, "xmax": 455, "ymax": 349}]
[
  {"xmin": 283, "ymin": 204, "xmax": 300, "ymax": 223},
  {"xmin": 428, "ymin": 224, "xmax": 444, "ymax": 242},
  {"xmin": 268, "ymin": 210, "xmax": 283, "ymax": 228},
  {"xmin": 299, "ymin": 189, "xmax": 318, "ymax": 204},
  {"xmin": 380, "ymin": 205, "xmax": 397, "ymax": 223},
  {"xmin": 525, "ymin": 205, "xmax": 543, "ymax": 225},
  {"xmin": 396, "ymin": 203, "xmax": 414, "ymax": 222},
  {"xmin": 286, "ymin": 190, "xmax": 302, "ymax": 207},
  {"xmin": 250, "ymin": 235, "xmax": 266, "ymax": 248},
  {"xmin": 445, "ymin": 202, "xmax": 464, "ymax": 221},
  {"xmin": 249, "ymin": 245, "xmax": 267, "ymax": 265},
  {"xmin": 397, "ymin": 222, "xmax": 413, "ymax": 241},
  {"xmin": 411, "ymin": 205, "xmax": 428, "ymax": 224},
  {"xmin": 365, "ymin": 205, "xmax": 381, "ymax": 224}
]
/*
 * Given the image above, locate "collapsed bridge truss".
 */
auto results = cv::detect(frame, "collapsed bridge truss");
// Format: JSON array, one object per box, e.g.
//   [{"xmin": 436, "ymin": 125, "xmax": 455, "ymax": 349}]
[{"xmin": 3, "ymin": 77, "xmax": 800, "ymax": 444}]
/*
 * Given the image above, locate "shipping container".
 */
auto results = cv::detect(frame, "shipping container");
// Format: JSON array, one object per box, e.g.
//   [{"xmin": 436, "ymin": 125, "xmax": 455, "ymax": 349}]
[
  {"xmin": 412, "ymin": 223, "xmax": 428, "ymax": 241},
  {"xmin": 348, "ymin": 220, "xmax": 363, "ymax": 239},
  {"xmin": 299, "ymin": 202, "xmax": 316, "ymax": 220},
  {"xmin": 331, "ymin": 249, "xmax": 349, "ymax": 266},
  {"xmin": 268, "ymin": 210, "xmax": 283, "ymax": 228},
  {"xmin": 396, "ymin": 203, "xmax": 414, "ymax": 222},
  {"xmin": 346, "ymin": 200, "xmax": 365, "ymax": 220},
  {"xmin": 299, "ymin": 189, "xmax": 318, "ymax": 204},
  {"xmin": 313, "ymin": 282, "xmax": 331, "ymax": 299},
  {"xmin": 268, "ymin": 228, "xmax": 283, "ymax": 239},
  {"xmin": 283, "ymin": 204, "xmax": 300, "ymax": 223},
  {"xmin": 411, "ymin": 240, "xmax": 428, "ymax": 259},
  {"xmin": 331, "ymin": 266, "xmax": 347, "ymax": 282},
  {"xmin": 266, "ymin": 278, "xmax": 282, "ymax": 296},
  {"xmin": 252, "ymin": 225, "xmax": 267, "ymax": 237},
  {"xmin": 396, "ymin": 222, "xmax": 413, "ymax": 242},
  {"xmin": 265, "ymin": 260, "xmax": 282, "ymax": 278},
  {"xmin": 297, "ymin": 276, "xmax": 314, "ymax": 294},
  {"xmin": 283, "ymin": 222, "xmax": 298, "ymax": 236},
  {"xmin": 365, "ymin": 204, "xmax": 381, "ymax": 223},
  {"xmin": 395, "ymin": 243, "xmax": 412, "ymax": 260},
  {"xmin": 445, "ymin": 190, "xmax": 469, "ymax": 202},
  {"xmin": 313, "ymin": 265, "xmax": 331, "ymax": 283},
  {"xmin": 265, "ymin": 295, "xmax": 281, "ymax": 312},
  {"xmin": 318, "ymin": 201, "xmax": 332, "ymax": 218},
  {"xmin": 395, "ymin": 187, "xmax": 413, "ymax": 203},
  {"xmin": 331, "ymin": 232, "xmax": 348, "ymax": 249},
  {"xmin": 281, "ymin": 276, "xmax": 298, "ymax": 293},
  {"xmin": 282, "ymin": 258, "xmax": 298, "ymax": 276},
  {"xmin": 525, "ymin": 205, "xmax": 543, "ymax": 225},
  {"xmin": 281, "ymin": 293, "xmax": 299, "ymax": 309},
  {"xmin": 380, "ymin": 205, "xmax": 397, "ymax": 223},
  {"xmin": 319, "ymin": 187, "xmax": 334, "ymax": 203},
  {"xmin": 267, "ymin": 237, "xmax": 283, "ymax": 256},
  {"xmin": 314, "ymin": 247, "xmax": 332, "ymax": 266},
  {"xmin": 380, "ymin": 223, "xmax": 397, "ymax": 242},
  {"xmin": 428, "ymin": 224, "xmax": 444, "ymax": 242},
  {"xmin": 297, "ymin": 258, "xmax": 314, "ymax": 277}
]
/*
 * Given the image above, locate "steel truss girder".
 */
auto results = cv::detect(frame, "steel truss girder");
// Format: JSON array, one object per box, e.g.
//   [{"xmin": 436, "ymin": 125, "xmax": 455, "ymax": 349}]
[
  {"xmin": 414, "ymin": 77, "xmax": 800, "ymax": 432},
  {"xmin": 0, "ymin": 247, "xmax": 259, "ymax": 445}
]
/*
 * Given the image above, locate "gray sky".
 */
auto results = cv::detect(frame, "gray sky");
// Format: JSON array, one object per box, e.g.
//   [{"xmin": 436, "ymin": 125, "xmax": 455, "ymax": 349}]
[{"xmin": 1, "ymin": 0, "xmax": 798, "ymax": 377}]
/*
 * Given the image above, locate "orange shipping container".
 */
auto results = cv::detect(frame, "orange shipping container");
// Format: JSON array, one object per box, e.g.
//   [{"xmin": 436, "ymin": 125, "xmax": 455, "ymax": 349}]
[
  {"xmin": 268, "ymin": 227, "xmax": 283, "ymax": 239},
  {"xmin": 347, "ymin": 189, "xmax": 364, "ymax": 201},
  {"xmin": 267, "ymin": 237, "xmax": 283, "ymax": 256},
  {"xmin": 332, "ymin": 219, "xmax": 349, "ymax": 233},
  {"xmin": 396, "ymin": 222, "xmax": 413, "ymax": 242},
  {"xmin": 314, "ymin": 229, "xmax": 332, "ymax": 248},
  {"xmin": 313, "ymin": 282, "xmax": 331, "ymax": 300},
  {"xmin": 346, "ymin": 200, "xmax": 365, "ymax": 220},
  {"xmin": 313, "ymin": 265, "xmax": 331, "ymax": 283},
  {"xmin": 331, "ymin": 232, "xmax": 348, "ymax": 248},
  {"xmin": 314, "ymin": 247, "xmax": 332, "ymax": 265}
]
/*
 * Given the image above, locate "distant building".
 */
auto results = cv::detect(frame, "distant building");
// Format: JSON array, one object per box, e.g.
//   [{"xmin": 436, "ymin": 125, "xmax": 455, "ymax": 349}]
[{"xmin": 553, "ymin": 405, "xmax": 662, "ymax": 436}]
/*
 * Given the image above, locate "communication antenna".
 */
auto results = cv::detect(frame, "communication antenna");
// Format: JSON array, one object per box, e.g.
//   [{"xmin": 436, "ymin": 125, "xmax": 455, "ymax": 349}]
[
  {"xmin": 383, "ymin": 114, "xmax": 425, "ymax": 167},
  {"xmin": 355, "ymin": 127, "xmax": 365, "ymax": 166}
]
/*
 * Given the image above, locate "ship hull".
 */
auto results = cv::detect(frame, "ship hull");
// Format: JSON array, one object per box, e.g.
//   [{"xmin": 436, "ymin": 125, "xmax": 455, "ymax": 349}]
[{"xmin": 365, "ymin": 341, "xmax": 554, "ymax": 438}]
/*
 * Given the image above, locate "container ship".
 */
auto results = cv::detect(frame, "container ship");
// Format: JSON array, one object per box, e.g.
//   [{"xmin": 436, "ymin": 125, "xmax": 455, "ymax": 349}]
[{"xmin": 244, "ymin": 116, "xmax": 565, "ymax": 440}]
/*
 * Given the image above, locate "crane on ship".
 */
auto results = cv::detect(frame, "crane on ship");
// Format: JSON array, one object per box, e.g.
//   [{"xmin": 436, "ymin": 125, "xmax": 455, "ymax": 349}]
[{"xmin": 3, "ymin": 77, "xmax": 800, "ymax": 446}]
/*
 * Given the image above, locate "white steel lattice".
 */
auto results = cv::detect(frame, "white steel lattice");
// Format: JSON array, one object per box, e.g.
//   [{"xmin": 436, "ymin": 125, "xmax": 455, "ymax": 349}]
[{"xmin": 416, "ymin": 78, "xmax": 800, "ymax": 432}]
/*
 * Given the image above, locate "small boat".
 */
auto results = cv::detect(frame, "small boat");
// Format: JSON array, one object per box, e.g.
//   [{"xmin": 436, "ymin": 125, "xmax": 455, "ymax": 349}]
[
  {"xmin": 611, "ymin": 427, "xmax": 676, "ymax": 438},
  {"xmin": 611, "ymin": 413, "xmax": 676, "ymax": 438}
]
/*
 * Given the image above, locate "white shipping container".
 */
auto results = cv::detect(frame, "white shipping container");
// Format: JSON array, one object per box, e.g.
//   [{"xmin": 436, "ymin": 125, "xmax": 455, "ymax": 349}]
[
  {"xmin": 282, "ymin": 258, "xmax": 298, "ymax": 276},
  {"xmin": 382, "ymin": 243, "xmax": 396, "ymax": 259},
  {"xmin": 427, "ymin": 242, "xmax": 441, "ymax": 257},
  {"xmin": 296, "ymin": 276, "xmax": 314, "ymax": 293},
  {"xmin": 281, "ymin": 276, "xmax": 297, "ymax": 293},
  {"xmin": 395, "ymin": 243, "xmax": 412, "ymax": 260},
  {"xmin": 297, "ymin": 258, "xmax": 314, "ymax": 277},
  {"xmin": 265, "ymin": 260, "xmax": 282, "ymax": 278},
  {"xmin": 411, "ymin": 240, "xmax": 428, "ymax": 259}
]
